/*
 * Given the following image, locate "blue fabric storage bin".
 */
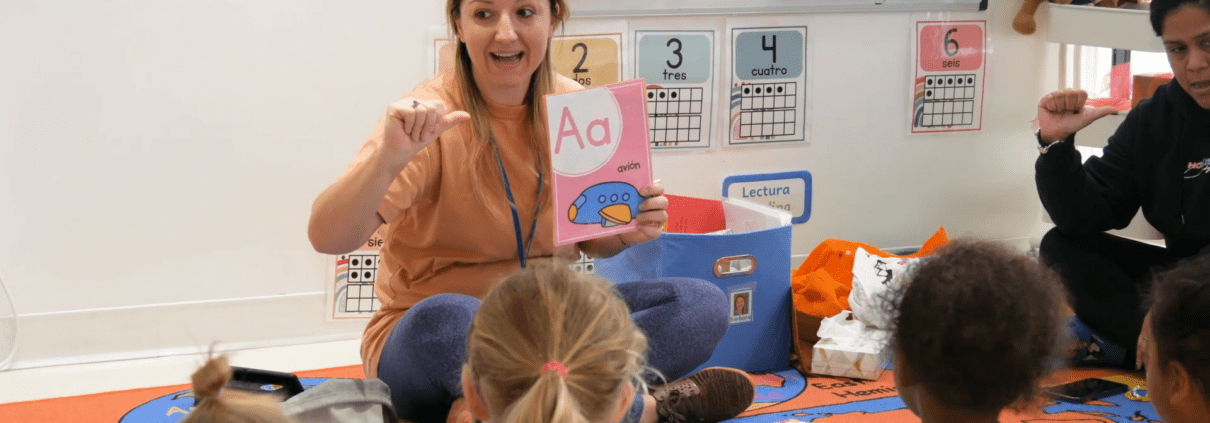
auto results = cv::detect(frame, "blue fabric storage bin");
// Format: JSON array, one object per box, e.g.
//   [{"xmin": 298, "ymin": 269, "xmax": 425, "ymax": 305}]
[{"xmin": 595, "ymin": 214, "xmax": 792, "ymax": 373}]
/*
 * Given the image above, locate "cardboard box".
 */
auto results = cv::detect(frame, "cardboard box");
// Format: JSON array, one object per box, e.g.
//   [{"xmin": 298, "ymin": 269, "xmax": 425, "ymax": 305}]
[
  {"xmin": 807, "ymin": 311, "xmax": 892, "ymax": 380},
  {"xmin": 1133, "ymin": 73, "xmax": 1173, "ymax": 108},
  {"xmin": 789, "ymin": 310, "xmax": 824, "ymax": 375}
]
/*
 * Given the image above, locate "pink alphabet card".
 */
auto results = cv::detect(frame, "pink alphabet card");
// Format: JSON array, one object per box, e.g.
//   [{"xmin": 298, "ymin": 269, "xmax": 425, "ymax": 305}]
[{"xmin": 546, "ymin": 79, "xmax": 653, "ymax": 246}]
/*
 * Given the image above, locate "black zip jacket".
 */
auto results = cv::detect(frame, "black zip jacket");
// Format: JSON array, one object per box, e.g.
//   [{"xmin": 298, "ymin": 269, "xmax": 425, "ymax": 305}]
[{"xmin": 1036, "ymin": 79, "xmax": 1210, "ymax": 258}]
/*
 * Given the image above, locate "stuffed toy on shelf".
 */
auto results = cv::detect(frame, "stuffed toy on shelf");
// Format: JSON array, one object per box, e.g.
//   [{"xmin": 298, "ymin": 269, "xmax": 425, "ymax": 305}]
[{"xmin": 1014, "ymin": 0, "xmax": 1146, "ymax": 35}]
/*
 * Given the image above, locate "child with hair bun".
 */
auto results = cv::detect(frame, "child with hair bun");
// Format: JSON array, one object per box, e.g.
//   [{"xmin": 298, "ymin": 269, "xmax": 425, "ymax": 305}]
[
  {"xmin": 460, "ymin": 259, "xmax": 753, "ymax": 423},
  {"xmin": 180, "ymin": 354, "xmax": 297, "ymax": 423},
  {"xmin": 885, "ymin": 239, "xmax": 1068, "ymax": 422},
  {"xmin": 1141, "ymin": 253, "xmax": 1210, "ymax": 422}
]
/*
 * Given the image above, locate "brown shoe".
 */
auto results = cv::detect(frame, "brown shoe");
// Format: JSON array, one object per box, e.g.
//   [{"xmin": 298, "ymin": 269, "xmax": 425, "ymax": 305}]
[{"xmin": 650, "ymin": 367, "xmax": 755, "ymax": 423}]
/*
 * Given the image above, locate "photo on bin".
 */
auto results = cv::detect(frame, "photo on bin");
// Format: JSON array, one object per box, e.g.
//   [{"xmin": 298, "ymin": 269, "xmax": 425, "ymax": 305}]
[{"xmin": 730, "ymin": 287, "xmax": 754, "ymax": 323}]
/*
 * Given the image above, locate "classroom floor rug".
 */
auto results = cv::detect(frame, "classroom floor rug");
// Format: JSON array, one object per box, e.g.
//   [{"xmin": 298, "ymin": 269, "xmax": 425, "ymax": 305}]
[
  {"xmin": 0, "ymin": 365, "xmax": 363, "ymax": 423},
  {"xmin": 731, "ymin": 367, "xmax": 1156, "ymax": 423},
  {"xmin": 1, "ymin": 366, "xmax": 1155, "ymax": 422}
]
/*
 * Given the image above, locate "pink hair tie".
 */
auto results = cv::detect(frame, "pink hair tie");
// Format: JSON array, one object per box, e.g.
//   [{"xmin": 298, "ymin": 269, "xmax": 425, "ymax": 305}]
[{"xmin": 541, "ymin": 361, "xmax": 567, "ymax": 379}]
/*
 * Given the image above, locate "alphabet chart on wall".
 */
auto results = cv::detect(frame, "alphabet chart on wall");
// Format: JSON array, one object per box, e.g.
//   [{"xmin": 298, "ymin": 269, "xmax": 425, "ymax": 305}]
[
  {"xmin": 728, "ymin": 24, "xmax": 808, "ymax": 146},
  {"xmin": 328, "ymin": 228, "xmax": 384, "ymax": 320},
  {"xmin": 911, "ymin": 19, "xmax": 986, "ymax": 134},
  {"xmin": 634, "ymin": 30, "xmax": 715, "ymax": 150}
]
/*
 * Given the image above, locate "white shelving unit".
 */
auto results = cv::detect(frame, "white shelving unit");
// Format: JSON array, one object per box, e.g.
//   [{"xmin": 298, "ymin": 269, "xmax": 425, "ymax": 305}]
[{"xmin": 1045, "ymin": 3, "xmax": 1164, "ymax": 53}]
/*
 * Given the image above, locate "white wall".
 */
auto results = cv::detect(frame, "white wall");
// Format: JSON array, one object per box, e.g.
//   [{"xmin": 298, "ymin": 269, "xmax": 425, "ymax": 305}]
[
  {"xmin": 633, "ymin": 8, "xmax": 1054, "ymax": 253},
  {"xmin": 0, "ymin": 0, "xmax": 1053, "ymax": 368}
]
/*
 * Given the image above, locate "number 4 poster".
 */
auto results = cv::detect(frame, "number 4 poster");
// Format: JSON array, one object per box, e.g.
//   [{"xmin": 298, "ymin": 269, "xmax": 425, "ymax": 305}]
[
  {"xmin": 911, "ymin": 19, "xmax": 987, "ymax": 133},
  {"xmin": 728, "ymin": 25, "xmax": 808, "ymax": 146}
]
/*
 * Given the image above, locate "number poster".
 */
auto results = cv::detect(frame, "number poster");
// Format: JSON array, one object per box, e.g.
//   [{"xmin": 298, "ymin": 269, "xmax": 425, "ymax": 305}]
[
  {"xmin": 546, "ymin": 79, "xmax": 654, "ymax": 246},
  {"xmin": 427, "ymin": 24, "xmax": 455, "ymax": 78},
  {"xmin": 728, "ymin": 25, "xmax": 808, "ymax": 146},
  {"xmin": 552, "ymin": 30, "xmax": 625, "ymax": 88},
  {"xmin": 328, "ymin": 228, "xmax": 385, "ymax": 320},
  {"xmin": 635, "ymin": 30, "xmax": 715, "ymax": 150},
  {"xmin": 911, "ymin": 19, "xmax": 987, "ymax": 133}
]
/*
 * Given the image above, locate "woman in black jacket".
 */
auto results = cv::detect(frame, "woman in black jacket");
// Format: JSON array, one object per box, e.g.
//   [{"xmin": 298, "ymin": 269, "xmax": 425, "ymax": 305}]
[{"xmin": 1033, "ymin": 0, "xmax": 1210, "ymax": 371}]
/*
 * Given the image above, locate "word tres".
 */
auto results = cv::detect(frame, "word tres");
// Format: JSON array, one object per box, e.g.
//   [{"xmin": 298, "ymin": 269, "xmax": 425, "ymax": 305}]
[{"xmin": 663, "ymin": 69, "xmax": 688, "ymax": 81}]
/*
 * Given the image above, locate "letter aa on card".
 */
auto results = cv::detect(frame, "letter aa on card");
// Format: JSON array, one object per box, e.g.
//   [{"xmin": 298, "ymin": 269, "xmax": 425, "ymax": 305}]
[{"xmin": 546, "ymin": 79, "xmax": 654, "ymax": 246}]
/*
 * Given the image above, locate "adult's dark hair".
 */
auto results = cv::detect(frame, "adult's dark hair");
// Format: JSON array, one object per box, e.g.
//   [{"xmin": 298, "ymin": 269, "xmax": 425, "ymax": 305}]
[
  {"xmin": 1148, "ymin": 253, "xmax": 1210, "ymax": 400},
  {"xmin": 1150, "ymin": 0, "xmax": 1210, "ymax": 36},
  {"xmin": 885, "ymin": 239, "xmax": 1068, "ymax": 414}
]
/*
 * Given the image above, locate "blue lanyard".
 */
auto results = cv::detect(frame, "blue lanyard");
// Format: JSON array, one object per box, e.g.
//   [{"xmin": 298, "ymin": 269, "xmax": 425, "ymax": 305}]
[{"xmin": 491, "ymin": 133, "xmax": 542, "ymax": 269}]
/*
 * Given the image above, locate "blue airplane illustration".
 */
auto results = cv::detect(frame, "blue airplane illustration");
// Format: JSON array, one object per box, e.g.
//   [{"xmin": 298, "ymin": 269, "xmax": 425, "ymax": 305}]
[{"xmin": 568, "ymin": 182, "xmax": 643, "ymax": 227}]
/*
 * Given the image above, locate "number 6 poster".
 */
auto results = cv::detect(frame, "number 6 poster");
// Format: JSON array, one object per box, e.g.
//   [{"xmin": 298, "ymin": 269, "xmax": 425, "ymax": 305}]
[{"xmin": 911, "ymin": 19, "xmax": 987, "ymax": 134}]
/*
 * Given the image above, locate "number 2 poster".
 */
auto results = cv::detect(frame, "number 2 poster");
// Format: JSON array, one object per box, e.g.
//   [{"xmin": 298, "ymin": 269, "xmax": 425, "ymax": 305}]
[
  {"xmin": 551, "ymin": 21, "xmax": 627, "ymax": 88},
  {"xmin": 911, "ymin": 19, "xmax": 987, "ymax": 134}
]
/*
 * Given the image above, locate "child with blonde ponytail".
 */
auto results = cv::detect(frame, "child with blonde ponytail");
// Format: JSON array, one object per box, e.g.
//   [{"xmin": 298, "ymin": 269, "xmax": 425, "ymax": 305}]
[
  {"xmin": 461, "ymin": 260, "xmax": 682, "ymax": 423},
  {"xmin": 180, "ymin": 354, "xmax": 298, "ymax": 423}
]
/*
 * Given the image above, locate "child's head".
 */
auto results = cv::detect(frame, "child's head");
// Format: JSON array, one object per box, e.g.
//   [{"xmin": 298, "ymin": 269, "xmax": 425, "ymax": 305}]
[
  {"xmin": 886, "ymin": 239, "xmax": 1066, "ymax": 420},
  {"xmin": 462, "ymin": 259, "xmax": 648, "ymax": 423},
  {"xmin": 180, "ymin": 354, "xmax": 297, "ymax": 423},
  {"xmin": 1146, "ymin": 254, "xmax": 1210, "ymax": 422}
]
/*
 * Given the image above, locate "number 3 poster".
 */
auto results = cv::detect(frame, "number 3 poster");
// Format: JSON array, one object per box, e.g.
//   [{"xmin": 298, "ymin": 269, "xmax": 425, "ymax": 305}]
[
  {"xmin": 911, "ymin": 20, "xmax": 987, "ymax": 134},
  {"xmin": 635, "ymin": 30, "xmax": 715, "ymax": 150}
]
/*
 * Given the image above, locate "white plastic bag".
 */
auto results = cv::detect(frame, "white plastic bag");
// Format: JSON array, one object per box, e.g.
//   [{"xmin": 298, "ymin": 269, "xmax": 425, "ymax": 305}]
[{"xmin": 848, "ymin": 247, "xmax": 916, "ymax": 329}]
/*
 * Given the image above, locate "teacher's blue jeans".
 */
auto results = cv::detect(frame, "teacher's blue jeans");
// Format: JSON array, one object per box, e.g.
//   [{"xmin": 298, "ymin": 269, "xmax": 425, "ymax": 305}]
[{"xmin": 376, "ymin": 277, "xmax": 729, "ymax": 423}]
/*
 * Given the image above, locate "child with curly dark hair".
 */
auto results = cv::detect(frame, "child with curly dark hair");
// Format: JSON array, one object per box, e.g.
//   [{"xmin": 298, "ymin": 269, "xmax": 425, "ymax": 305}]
[
  {"xmin": 885, "ymin": 239, "xmax": 1068, "ymax": 422},
  {"xmin": 1141, "ymin": 253, "xmax": 1210, "ymax": 422}
]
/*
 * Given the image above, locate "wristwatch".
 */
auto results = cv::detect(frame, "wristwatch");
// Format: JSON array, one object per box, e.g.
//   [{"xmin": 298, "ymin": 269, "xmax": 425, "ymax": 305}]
[{"xmin": 1036, "ymin": 129, "xmax": 1066, "ymax": 154}]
